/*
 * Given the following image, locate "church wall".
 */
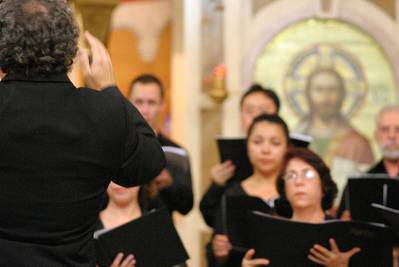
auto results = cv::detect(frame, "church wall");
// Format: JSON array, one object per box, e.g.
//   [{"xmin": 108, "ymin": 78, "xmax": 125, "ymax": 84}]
[{"xmin": 107, "ymin": 26, "xmax": 172, "ymax": 132}]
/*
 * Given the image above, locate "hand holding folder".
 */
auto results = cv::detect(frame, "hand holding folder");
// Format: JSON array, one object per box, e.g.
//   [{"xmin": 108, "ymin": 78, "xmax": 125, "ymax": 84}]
[
  {"xmin": 241, "ymin": 239, "xmax": 360, "ymax": 267},
  {"xmin": 241, "ymin": 249, "xmax": 269, "ymax": 267},
  {"xmin": 216, "ymin": 137, "xmax": 252, "ymax": 183},
  {"xmin": 308, "ymin": 238, "xmax": 360, "ymax": 267},
  {"xmin": 222, "ymin": 195, "xmax": 275, "ymax": 251},
  {"xmin": 246, "ymin": 211, "xmax": 393, "ymax": 267},
  {"xmin": 94, "ymin": 208, "xmax": 189, "ymax": 267}
]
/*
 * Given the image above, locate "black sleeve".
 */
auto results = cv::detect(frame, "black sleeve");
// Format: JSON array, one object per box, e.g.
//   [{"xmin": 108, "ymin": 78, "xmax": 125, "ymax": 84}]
[
  {"xmin": 200, "ymin": 183, "xmax": 228, "ymax": 227},
  {"xmin": 108, "ymin": 87, "xmax": 166, "ymax": 187},
  {"xmin": 102, "ymin": 86, "xmax": 123, "ymax": 97},
  {"xmin": 159, "ymin": 168, "xmax": 194, "ymax": 215}
]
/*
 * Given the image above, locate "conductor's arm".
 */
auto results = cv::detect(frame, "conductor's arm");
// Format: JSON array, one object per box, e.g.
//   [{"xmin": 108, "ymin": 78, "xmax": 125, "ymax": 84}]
[
  {"xmin": 114, "ymin": 100, "xmax": 165, "ymax": 186},
  {"xmin": 79, "ymin": 31, "xmax": 165, "ymax": 187}
]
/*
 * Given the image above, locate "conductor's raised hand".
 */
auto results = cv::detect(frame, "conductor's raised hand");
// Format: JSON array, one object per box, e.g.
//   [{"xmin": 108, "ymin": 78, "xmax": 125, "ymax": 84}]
[
  {"xmin": 241, "ymin": 249, "xmax": 269, "ymax": 267},
  {"xmin": 79, "ymin": 31, "xmax": 116, "ymax": 90}
]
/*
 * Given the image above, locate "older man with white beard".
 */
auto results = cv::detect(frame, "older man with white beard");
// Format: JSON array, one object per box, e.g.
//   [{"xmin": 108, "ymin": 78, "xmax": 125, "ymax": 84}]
[
  {"xmin": 370, "ymin": 106, "xmax": 399, "ymax": 267},
  {"xmin": 336, "ymin": 106, "xmax": 399, "ymax": 267},
  {"xmin": 337, "ymin": 105, "xmax": 399, "ymax": 219},
  {"xmin": 369, "ymin": 106, "xmax": 399, "ymax": 175}
]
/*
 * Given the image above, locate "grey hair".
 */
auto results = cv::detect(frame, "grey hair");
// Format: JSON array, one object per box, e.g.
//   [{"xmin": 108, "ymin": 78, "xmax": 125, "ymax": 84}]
[
  {"xmin": 0, "ymin": 0, "xmax": 79, "ymax": 77},
  {"xmin": 376, "ymin": 105, "xmax": 399, "ymax": 125}
]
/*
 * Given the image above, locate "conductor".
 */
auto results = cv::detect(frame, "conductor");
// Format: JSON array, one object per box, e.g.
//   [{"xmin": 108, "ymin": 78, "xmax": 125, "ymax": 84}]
[{"xmin": 0, "ymin": 0, "xmax": 165, "ymax": 266}]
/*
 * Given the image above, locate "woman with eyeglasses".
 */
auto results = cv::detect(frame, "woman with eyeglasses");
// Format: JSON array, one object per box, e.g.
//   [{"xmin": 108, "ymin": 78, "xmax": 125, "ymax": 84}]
[
  {"xmin": 208, "ymin": 114, "xmax": 289, "ymax": 267},
  {"xmin": 242, "ymin": 147, "xmax": 361, "ymax": 267}
]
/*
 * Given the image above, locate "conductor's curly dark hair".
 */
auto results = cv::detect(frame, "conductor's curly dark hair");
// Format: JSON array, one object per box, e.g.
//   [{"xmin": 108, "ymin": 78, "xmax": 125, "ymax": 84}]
[{"xmin": 0, "ymin": 0, "xmax": 79, "ymax": 77}]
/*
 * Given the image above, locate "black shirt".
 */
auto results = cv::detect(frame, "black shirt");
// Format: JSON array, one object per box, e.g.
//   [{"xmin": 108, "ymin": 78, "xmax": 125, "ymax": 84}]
[
  {"xmin": 0, "ymin": 74, "xmax": 165, "ymax": 267},
  {"xmin": 367, "ymin": 159, "xmax": 387, "ymax": 174},
  {"xmin": 158, "ymin": 133, "xmax": 181, "ymax": 148}
]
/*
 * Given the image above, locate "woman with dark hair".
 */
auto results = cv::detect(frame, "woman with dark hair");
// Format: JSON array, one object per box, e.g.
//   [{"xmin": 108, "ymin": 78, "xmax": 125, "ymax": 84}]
[
  {"xmin": 208, "ymin": 113, "xmax": 289, "ymax": 267},
  {"xmin": 242, "ymin": 147, "xmax": 360, "ymax": 267},
  {"xmin": 97, "ymin": 182, "xmax": 186, "ymax": 267},
  {"xmin": 277, "ymin": 146, "xmax": 338, "ymax": 214},
  {"xmin": 200, "ymin": 85, "xmax": 281, "ymax": 228}
]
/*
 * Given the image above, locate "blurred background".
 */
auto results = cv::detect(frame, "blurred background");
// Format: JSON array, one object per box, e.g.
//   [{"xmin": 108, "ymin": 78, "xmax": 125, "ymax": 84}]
[{"xmin": 67, "ymin": 1, "xmax": 399, "ymax": 266}]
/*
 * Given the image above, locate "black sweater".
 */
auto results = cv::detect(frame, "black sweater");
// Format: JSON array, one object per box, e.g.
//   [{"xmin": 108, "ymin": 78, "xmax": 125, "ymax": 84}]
[{"xmin": 0, "ymin": 73, "xmax": 165, "ymax": 267}]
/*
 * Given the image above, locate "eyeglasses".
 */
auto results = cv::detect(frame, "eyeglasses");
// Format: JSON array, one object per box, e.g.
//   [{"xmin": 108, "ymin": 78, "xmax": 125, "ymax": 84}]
[{"xmin": 283, "ymin": 169, "xmax": 318, "ymax": 182}]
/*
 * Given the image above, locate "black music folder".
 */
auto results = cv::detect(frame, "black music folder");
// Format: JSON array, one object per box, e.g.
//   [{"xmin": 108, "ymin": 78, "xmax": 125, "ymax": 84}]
[
  {"xmin": 247, "ymin": 211, "xmax": 393, "ymax": 267},
  {"xmin": 290, "ymin": 132, "xmax": 312, "ymax": 148},
  {"xmin": 222, "ymin": 195, "xmax": 274, "ymax": 251},
  {"xmin": 162, "ymin": 145, "xmax": 192, "ymax": 188},
  {"xmin": 372, "ymin": 203, "xmax": 399, "ymax": 226},
  {"xmin": 216, "ymin": 137, "xmax": 252, "ymax": 182},
  {"xmin": 347, "ymin": 175, "xmax": 399, "ymax": 223},
  {"xmin": 94, "ymin": 208, "xmax": 189, "ymax": 267},
  {"xmin": 372, "ymin": 203, "xmax": 399, "ymax": 242},
  {"xmin": 216, "ymin": 135, "xmax": 310, "ymax": 182}
]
